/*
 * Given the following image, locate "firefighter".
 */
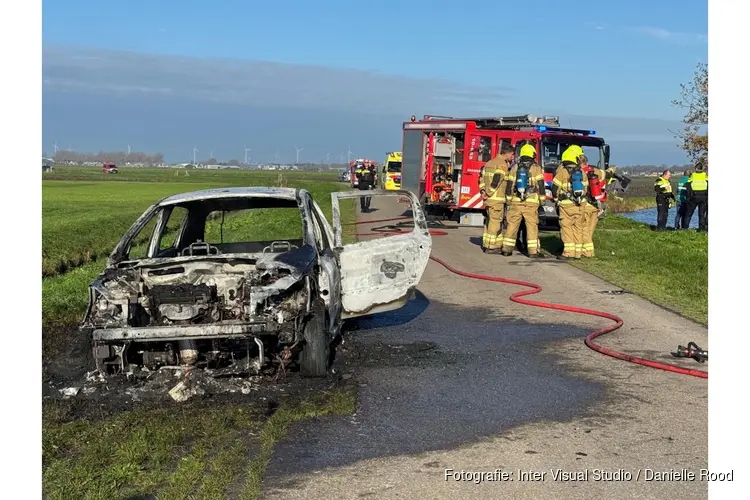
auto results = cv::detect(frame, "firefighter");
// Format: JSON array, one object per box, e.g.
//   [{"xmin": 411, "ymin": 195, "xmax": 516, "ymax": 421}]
[
  {"xmin": 681, "ymin": 161, "xmax": 708, "ymax": 231},
  {"xmin": 551, "ymin": 145, "xmax": 588, "ymax": 260},
  {"xmin": 654, "ymin": 169, "xmax": 675, "ymax": 231},
  {"xmin": 479, "ymin": 142, "xmax": 514, "ymax": 253},
  {"xmin": 356, "ymin": 162, "xmax": 375, "ymax": 212},
  {"xmin": 500, "ymin": 144, "xmax": 546, "ymax": 258},
  {"xmin": 675, "ymin": 168, "xmax": 691, "ymax": 229},
  {"xmin": 580, "ymin": 155, "xmax": 607, "ymax": 258}
]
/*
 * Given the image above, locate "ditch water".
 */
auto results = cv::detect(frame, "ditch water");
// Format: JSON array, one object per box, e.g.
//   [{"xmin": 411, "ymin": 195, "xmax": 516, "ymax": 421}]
[{"xmin": 620, "ymin": 206, "xmax": 700, "ymax": 229}]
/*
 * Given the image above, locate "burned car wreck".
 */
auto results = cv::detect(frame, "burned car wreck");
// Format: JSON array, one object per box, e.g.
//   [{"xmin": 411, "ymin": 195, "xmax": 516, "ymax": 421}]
[{"xmin": 80, "ymin": 187, "xmax": 432, "ymax": 378}]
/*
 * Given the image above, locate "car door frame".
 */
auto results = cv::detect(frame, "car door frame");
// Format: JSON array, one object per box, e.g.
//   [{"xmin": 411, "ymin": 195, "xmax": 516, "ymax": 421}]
[
  {"xmin": 303, "ymin": 194, "xmax": 343, "ymax": 335},
  {"xmin": 330, "ymin": 189, "xmax": 432, "ymax": 318}
]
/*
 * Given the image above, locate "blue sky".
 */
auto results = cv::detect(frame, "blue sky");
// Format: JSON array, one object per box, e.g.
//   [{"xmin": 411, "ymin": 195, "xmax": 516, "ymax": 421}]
[{"xmin": 42, "ymin": 0, "xmax": 707, "ymax": 165}]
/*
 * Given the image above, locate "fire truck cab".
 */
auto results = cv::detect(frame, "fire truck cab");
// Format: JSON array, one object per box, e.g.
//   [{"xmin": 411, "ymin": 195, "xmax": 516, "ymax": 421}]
[{"xmin": 400, "ymin": 114, "xmax": 611, "ymax": 227}]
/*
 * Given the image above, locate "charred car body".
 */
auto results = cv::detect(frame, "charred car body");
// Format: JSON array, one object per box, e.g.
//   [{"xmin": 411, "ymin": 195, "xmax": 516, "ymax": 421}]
[{"xmin": 80, "ymin": 187, "xmax": 431, "ymax": 377}]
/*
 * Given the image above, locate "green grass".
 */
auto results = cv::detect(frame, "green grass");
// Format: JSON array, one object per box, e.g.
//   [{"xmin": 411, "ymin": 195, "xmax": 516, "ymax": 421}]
[
  {"xmin": 42, "ymin": 168, "xmax": 348, "ymax": 277},
  {"xmin": 540, "ymin": 215, "xmax": 708, "ymax": 324},
  {"xmin": 42, "ymin": 169, "xmax": 359, "ymax": 499},
  {"xmin": 42, "ymin": 387, "xmax": 356, "ymax": 500}
]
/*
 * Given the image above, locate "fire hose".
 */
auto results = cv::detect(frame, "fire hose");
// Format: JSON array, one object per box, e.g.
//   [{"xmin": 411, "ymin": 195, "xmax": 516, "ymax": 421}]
[{"xmin": 349, "ymin": 215, "xmax": 708, "ymax": 379}]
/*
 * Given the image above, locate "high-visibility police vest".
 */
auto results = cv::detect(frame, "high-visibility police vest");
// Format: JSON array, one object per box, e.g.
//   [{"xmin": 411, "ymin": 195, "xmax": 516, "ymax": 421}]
[
  {"xmin": 689, "ymin": 171, "xmax": 708, "ymax": 192},
  {"xmin": 654, "ymin": 176, "xmax": 672, "ymax": 195}
]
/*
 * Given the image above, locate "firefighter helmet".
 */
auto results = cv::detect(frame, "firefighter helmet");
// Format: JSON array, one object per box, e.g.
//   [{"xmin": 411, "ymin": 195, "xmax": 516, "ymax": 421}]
[
  {"xmin": 561, "ymin": 145, "xmax": 584, "ymax": 164},
  {"xmin": 519, "ymin": 144, "xmax": 536, "ymax": 158}
]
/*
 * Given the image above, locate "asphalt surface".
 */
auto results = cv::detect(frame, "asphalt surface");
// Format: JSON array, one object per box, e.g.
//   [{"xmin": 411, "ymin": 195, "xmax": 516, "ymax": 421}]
[{"xmin": 263, "ymin": 196, "xmax": 709, "ymax": 500}]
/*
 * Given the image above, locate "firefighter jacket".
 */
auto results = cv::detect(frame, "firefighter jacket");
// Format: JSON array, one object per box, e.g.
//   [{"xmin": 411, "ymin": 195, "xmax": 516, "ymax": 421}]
[
  {"xmin": 551, "ymin": 163, "xmax": 589, "ymax": 206},
  {"xmin": 504, "ymin": 159, "xmax": 545, "ymax": 204},
  {"xmin": 654, "ymin": 176, "xmax": 675, "ymax": 200},
  {"xmin": 676, "ymin": 175, "xmax": 690, "ymax": 204},
  {"xmin": 478, "ymin": 156, "xmax": 511, "ymax": 207},
  {"xmin": 686, "ymin": 171, "xmax": 708, "ymax": 198}
]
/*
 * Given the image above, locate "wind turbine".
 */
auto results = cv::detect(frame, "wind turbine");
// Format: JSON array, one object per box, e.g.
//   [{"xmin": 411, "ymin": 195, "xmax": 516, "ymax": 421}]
[
  {"xmin": 274, "ymin": 149, "xmax": 280, "ymax": 163},
  {"xmin": 294, "ymin": 145, "xmax": 303, "ymax": 164},
  {"xmin": 53, "ymin": 142, "xmax": 59, "ymax": 154},
  {"xmin": 326, "ymin": 153, "xmax": 331, "ymax": 165},
  {"xmin": 193, "ymin": 147, "xmax": 199, "ymax": 165},
  {"xmin": 244, "ymin": 145, "xmax": 252, "ymax": 164},
  {"xmin": 339, "ymin": 152, "xmax": 345, "ymax": 164},
  {"xmin": 347, "ymin": 145, "xmax": 354, "ymax": 163},
  {"xmin": 127, "ymin": 144, "xmax": 131, "ymax": 155}
]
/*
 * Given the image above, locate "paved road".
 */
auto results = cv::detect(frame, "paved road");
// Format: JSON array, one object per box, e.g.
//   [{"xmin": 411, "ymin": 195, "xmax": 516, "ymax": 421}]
[{"xmin": 264, "ymin": 196, "xmax": 708, "ymax": 500}]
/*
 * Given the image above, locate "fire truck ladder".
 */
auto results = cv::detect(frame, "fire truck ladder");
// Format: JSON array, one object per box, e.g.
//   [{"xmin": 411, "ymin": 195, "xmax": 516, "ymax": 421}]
[{"xmin": 422, "ymin": 114, "xmax": 560, "ymax": 129}]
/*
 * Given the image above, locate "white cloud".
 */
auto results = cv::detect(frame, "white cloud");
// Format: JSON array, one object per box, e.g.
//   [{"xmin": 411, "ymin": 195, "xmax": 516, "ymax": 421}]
[
  {"xmin": 630, "ymin": 26, "xmax": 707, "ymax": 45},
  {"xmin": 42, "ymin": 45, "xmax": 514, "ymax": 116}
]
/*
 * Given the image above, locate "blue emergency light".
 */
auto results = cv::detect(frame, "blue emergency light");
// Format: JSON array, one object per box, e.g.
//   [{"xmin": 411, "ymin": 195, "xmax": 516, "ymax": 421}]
[
  {"xmin": 535, "ymin": 125, "xmax": 547, "ymax": 132},
  {"xmin": 589, "ymin": 130, "xmax": 596, "ymax": 135}
]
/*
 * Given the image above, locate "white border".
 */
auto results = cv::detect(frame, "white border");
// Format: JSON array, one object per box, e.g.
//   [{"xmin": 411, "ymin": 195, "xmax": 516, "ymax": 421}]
[
  {"xmin": 709, "ymin": 0, "xmax": 747, "ymax": 498},
  {"xmin": 5, "ymin": 1, "xmax": 744, "ymax": 498},
  {"xmin": 1, "ymin": 0, "xmax": 42, "ymax": 497}
]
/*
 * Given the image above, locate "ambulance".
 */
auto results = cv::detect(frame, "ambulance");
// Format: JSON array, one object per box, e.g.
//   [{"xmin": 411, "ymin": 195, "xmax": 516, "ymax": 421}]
[{"xmin": 382, "ymin": 151, "xmax": 403, "ymax": 190}]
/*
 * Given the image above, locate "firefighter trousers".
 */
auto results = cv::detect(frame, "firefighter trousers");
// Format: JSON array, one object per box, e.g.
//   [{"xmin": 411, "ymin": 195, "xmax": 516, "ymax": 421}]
[
  {"xmin": 482, "ymin": 203, "xmax": 505, "ymax": 250},
  {"xmin": 581, "ymin": 204, "xmax": 600, "ymax": 257},
  {"xmin": 558, "ymin": 203, "xmax": 585, "ymax": 258},
  {"xmin": 502, "ymin": 202, "xmax": 540, "ymax": 254}
]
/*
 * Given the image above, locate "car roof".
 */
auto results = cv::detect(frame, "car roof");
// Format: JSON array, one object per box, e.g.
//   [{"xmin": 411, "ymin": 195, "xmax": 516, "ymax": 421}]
[{"xmin": 158, "ymin": 187, "xmax": 302, "ymax": 206}]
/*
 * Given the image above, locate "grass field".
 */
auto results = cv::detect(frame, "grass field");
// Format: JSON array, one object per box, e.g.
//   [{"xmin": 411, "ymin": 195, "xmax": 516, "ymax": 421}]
[
  {"xmin": 41, "ymin": 168, "xmax": 703, "ymax": 497},
  {"xmin": 538, "ymin": 176, "xmax": 708, "ymax": 325},
  {"xmin": 540, "ymin": 215, "xmax": 708, "ymax": 325},
  {"xmin": 42, "ymin": 167, "xmax": 358, "ymax": 500}
]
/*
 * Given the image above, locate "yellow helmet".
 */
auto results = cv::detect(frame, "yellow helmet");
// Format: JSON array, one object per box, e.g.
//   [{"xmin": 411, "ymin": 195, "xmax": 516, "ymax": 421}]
[
  {"xmin": 519, "ymin": 144, "xmax": 536, "ymax": 158},
  {"xmin": 561, "ymin": 145, "xmax": 584, "ymax": 164}
]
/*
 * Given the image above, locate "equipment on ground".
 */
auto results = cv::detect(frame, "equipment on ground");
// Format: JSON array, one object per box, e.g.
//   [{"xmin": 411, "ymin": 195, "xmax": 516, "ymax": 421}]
[
  {"xmin": 671, "ymin": 342, "xmax": 708, "ymax": 363},
  {"xmin": 399, "ymin": 113, "xmax": 612, "ymax": 227}
]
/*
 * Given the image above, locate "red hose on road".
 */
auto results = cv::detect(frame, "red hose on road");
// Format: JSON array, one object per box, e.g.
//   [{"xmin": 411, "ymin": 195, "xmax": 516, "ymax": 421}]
[{"xmin": 350, "ymin": 216, "xmax": 708, "ymax": 379}]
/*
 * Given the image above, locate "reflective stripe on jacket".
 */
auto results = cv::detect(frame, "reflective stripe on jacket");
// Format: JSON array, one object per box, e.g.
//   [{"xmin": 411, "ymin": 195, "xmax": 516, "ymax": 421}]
[
  {"xmin": 505, "ymin": 162, "xmax": 545, "ymax": 203},
  {"xmin": 654, "ymin": 176, "xmax": 673, "ymax": 196},
  {"xmin": 552, "ymin": 165, "xmax": 589, "ymax": 206}
]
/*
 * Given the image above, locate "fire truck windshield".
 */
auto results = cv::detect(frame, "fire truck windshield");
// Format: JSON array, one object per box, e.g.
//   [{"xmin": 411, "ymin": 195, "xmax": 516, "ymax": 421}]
[
  {"xmin": 386, "ymin": 161, "xmax": 402, "ymax": 173},
  {"xmin": 542, "ymin": 139, "xmax": 604, "ymax": 170}
]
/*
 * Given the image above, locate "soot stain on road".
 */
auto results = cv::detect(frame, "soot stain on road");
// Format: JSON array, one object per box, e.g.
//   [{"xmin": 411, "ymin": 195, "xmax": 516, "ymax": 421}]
[{"xmin": 265, "ymin": 298, "xmax": 605, "ymax": 479}]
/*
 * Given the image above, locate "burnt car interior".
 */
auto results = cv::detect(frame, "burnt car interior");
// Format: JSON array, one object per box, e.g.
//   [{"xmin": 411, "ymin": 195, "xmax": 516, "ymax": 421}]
[{"xmin": 135, "ymin": 197, "xmax": 307, "ymax": 260}]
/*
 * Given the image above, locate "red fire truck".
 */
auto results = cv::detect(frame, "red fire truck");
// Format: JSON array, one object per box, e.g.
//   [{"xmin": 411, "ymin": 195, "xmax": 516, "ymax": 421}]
[{"xmin": 399, "ymin": 114, "xmax": 611, "ymax": 226}]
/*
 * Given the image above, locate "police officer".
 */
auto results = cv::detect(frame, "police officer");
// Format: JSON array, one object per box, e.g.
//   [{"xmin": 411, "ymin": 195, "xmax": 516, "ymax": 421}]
[
  {"xmin": 682, "ymin": 161, "xmax": 708, "ymax": 231},
  {"xmin": 654, "ymin": 169, "xmax": 675, "ymax": 231},
  {"xmin": 479, "ymin": 142, "xmax": 514, "ymax": 253},
  {"xmin": 356, "ymin": 162, "xmax": 375, "ymax": 212},
  {"xmin": 551, "ymin": 145, "xmax": 588, "ymax": 260},
  {"xmin": 580, "ymin": 155, "xmax": 607, "ymax": 258},
  {"xmin": 675, "ymin": 168, "xmax": 691, "ymax": 229},
  {"xmin": 501, "ymin": 144, "xmax": 545, "ymax": 258}
]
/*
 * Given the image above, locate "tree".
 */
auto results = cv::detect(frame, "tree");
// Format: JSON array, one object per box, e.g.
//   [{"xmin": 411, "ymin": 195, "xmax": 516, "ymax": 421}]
[{"xmin": 672, "ymin": 62, "xmax": 708, "ymax": 166}]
